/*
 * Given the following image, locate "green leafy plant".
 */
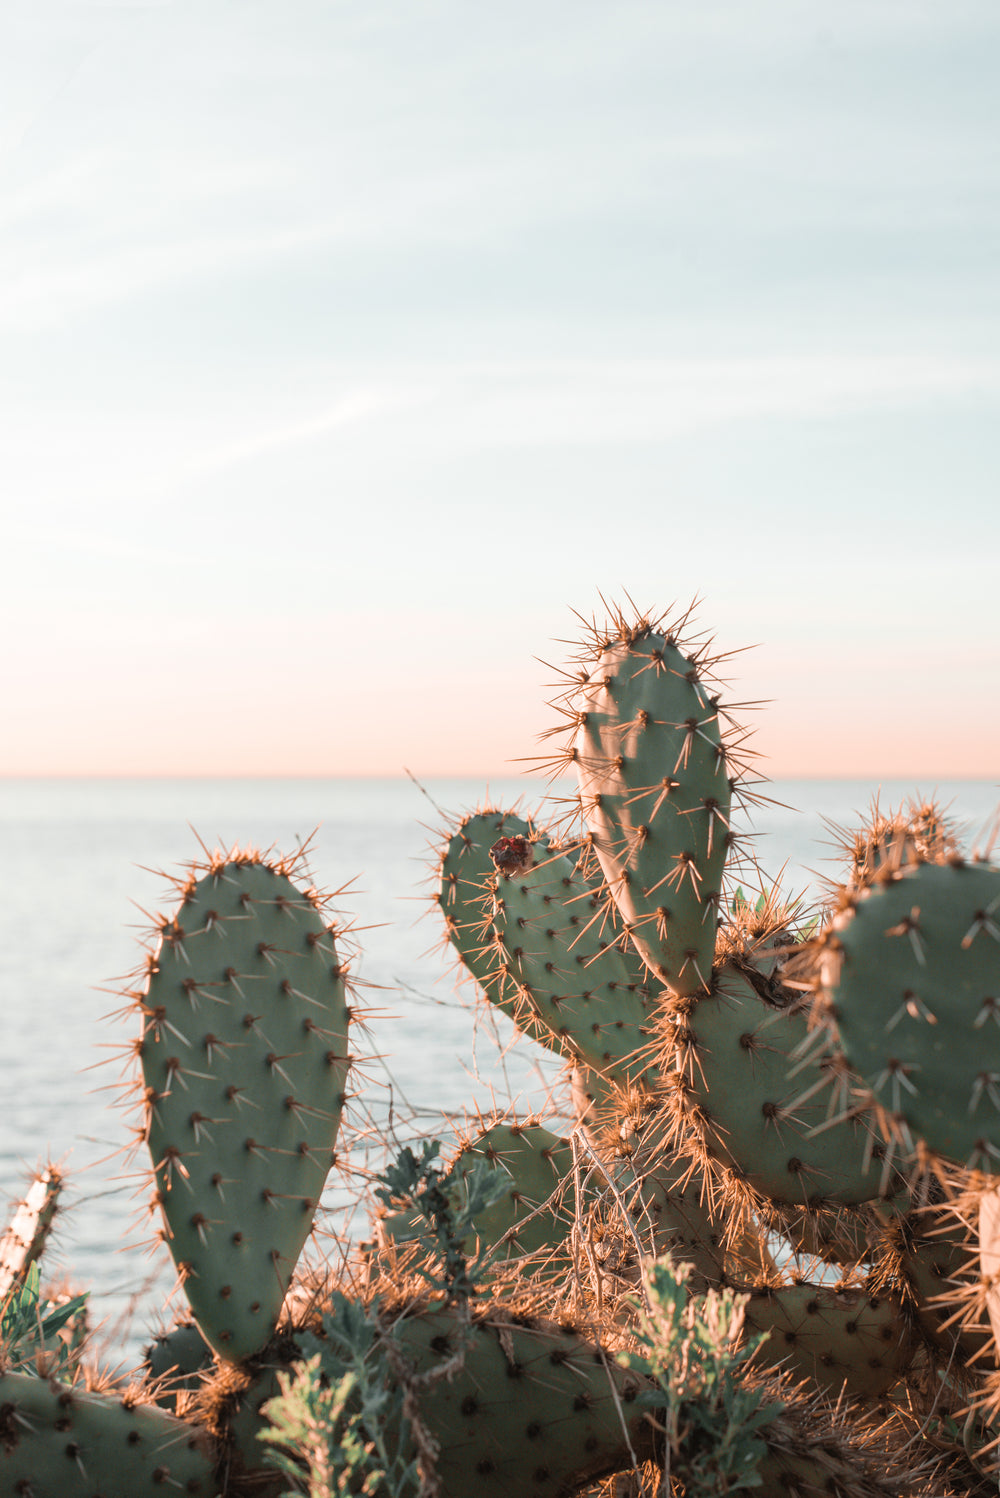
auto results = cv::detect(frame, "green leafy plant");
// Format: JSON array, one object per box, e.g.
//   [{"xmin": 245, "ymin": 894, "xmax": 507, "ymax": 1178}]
[
  {"xmin": 0, "ymin": 1260, "xmax": 89, "ymax": 1379},
  {"xmin": 374, "ymin": 1140, "xmax": 509, "ymax": 1302},
  {"xmin": 620, "ymin": 1258, "xmax": 780, "ymax": 1496},
  {"xmin": 260, "ymin": 1295, "xmax": 421, "ymax": 1498},
  {"xmin": 258, "ymin": 1142, "xmax": 510, "ymax": 1498}
]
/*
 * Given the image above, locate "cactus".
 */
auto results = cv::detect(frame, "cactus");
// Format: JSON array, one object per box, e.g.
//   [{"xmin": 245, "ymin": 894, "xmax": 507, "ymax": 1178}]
[
  {"xmin": 0, "ymin": 1370, "xmax": 218, "ymax": 1496},
  {"xmin": 487, "ymin": 836, "xmax": 659, "ymax": 1091},
  {"xmin": 553, "ymin": 603, "xmax": 743, "ymax": 998},
  {"xmin": 664, "ymin": 965, "xmax": 892, "ymax": 1207},
  {"xmin": 436, "ymin": 807, "xmax": 540, "ymax": 1030},
  {"xmin": 145, "ymin": 1319, "xmax": 214, "ymax": 1412},
  {"xmin": 4, "ymin": 597, "xmax": 1000, "ymax": 1496},
  {"xmin": 815, "ymin": 859, "xmax": 1000, "ymax": 1175},
  {"xmin": 133, "ymin": 846, "xmax": 352, "ymax": 1362},
  {"xmin": 436, "ymin": 809, "xmax": 657, "ymax": 1112},
  {"xmin": 388, "ymin": 1304, "xmax": 658, "ymax": 1496},
  {"xmin": 0, "ymin": 1164, "xmax": 63, "ymax": 1303},
  {"xmin": 742, "ymin": 1282, "xmax": 916, "ymax": 1399},
  {"xmin": 433, "ymin": 600, "xmax": 1000, "ymax": 1484}
]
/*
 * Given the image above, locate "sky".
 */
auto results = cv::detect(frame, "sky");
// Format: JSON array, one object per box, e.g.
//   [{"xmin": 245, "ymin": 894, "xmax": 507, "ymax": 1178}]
[{"xmin": 2, "ymin": 1, "xmax": 998, "ymax": 777}]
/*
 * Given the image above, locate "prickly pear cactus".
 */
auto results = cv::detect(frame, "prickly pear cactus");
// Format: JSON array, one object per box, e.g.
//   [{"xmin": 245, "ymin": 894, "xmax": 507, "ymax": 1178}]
[
  {"xmin": 743, "ymin": 1282, "xmax": 916, "ymax": 1399},
  {"xmin": 135, "ymin": 847, "xmax": 352, "ymax": 1361},
  {"xmin": 6, "ymin": 595, "xmax": 1000, "ymax": 1498},
  {"xmin": 436, "ymin": 807, "xmax": 538, "ymax": 1023},
  {"xmin": 488, "ymin": 836, "xmax": 659, "ymax": 1088},
  {"xmin": 0, "ymin": 1371, "xmax": 218, "ymax": 1496},
  {"xmin": 145, "ymin": 1319, "xmax": 214, "ymax": 1411},
  {"xmin": 818, "ymin": 860, "xmax": 1000, "ymax": 1174},
  {"xmin": 667, "ymin": 966, "xmax": 890, "ymax": 1207},
  {"xmin": 557, "ymin": 606, "xmax": 741, "ymax": 997}
]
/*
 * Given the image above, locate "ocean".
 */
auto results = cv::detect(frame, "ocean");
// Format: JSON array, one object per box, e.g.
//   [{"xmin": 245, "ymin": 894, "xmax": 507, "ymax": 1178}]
[{"xmin": 1, "ymin": 774, "xmax": 997, "ymax": 1366}]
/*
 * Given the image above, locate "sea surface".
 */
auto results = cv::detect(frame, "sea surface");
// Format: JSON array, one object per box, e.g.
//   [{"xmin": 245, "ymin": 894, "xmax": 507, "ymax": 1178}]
[{"xmin": 1, "ymin": 774, "xmax": 997, "ymax": 1366}]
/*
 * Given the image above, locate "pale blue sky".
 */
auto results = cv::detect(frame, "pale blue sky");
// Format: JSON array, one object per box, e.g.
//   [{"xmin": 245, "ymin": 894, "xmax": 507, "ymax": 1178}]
[{"xmin": 3, "ymin": 1, "xmax": 998, "ymax": 775}]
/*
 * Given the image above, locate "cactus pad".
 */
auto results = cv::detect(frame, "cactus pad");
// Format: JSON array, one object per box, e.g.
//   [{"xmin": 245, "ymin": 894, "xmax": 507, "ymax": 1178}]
[
  {"xmin": 392, "ymin": 1307, "xmax": 656, "ymax": 1496},
  {"xmin": 146, "ymin": 1320, "xmax": 214, "ymax": 1411},
  {"xmin": 0, "ymin": 1371, "xmax": 218, "ymax": 1496},
  {"xmin": 568, "ymin": 617, "xmax": 734, "ymax": 997},
  {"xmin": 822, "ymin": 861, "xmax": 1000, "ymax": 1171},
  {"xmin": 744, "ymin": 1283, "xmax": 916, "ymax": 1399},
  {"xmin": 671, "ymin": 968, "xmax": 890, "ymax": 1206},
  {"xmin": 378, "ymin": 1120, "xmax": 583, "ymax": 1271},
  {"xmin": 490, "ymin": 840, "xmax": 657, "ymax": 1087},
  {"xmin": 0, "ymin": 1164, "xmax": 63, "ymax": 1301},
  {"xmin": 138, "ymin": 849, "xmax": 351, "ymax": 1361}
]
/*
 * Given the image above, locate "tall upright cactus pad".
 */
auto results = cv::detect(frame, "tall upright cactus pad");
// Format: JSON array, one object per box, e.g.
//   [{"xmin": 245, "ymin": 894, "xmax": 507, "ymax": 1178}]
[
  {"xmin": 818, "ymin": 860, "xmax": 1000, "ymax": 1173},
  {"xmin": 0, "ymin": 1371, "xmax": 218, "ymax": 1496},
  {"xmin": 135, "ymin": 848, "xmax": 352, "ymax": 1361},
  {"xmin": 559, "ymin": 607, "xmax": 742, "ymax": 997}
]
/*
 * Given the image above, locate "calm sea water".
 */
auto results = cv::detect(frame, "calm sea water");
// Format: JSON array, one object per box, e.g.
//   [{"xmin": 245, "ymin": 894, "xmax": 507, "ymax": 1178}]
[{"xmin": 1, "ymin": 774, "xmax": 996, "ymax": 1364}]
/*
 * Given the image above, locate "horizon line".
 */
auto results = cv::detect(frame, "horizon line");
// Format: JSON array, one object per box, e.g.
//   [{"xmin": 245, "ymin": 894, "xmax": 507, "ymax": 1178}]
[{"xmin": 1, "ymin": 771, "xmax": 996, "ymax": 784}]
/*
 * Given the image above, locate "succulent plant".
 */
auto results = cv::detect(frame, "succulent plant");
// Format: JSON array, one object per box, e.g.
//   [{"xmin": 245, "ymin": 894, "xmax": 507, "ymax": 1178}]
[
  {"xmin": 3, "ymin": 597, "xmax": 999, "ymax": 1498},
  {"xmin": 133, "ymin": 846, "xmax": 353, "ymax": 1362}
]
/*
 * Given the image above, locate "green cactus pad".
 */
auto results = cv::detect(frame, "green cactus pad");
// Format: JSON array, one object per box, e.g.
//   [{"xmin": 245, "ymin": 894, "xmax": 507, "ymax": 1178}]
[
  {"xmin": 437, "ymin": 810, "xmax": 560, "ymax": 1050},
  {"xmin": 437, "ymin": 810, "xmax": 533, "ymax": 1006},
  {"xmin": 823, "ymin": 861, "xmax": 1000, "ymax": 1170},
  {"xmin": 391, "ymin": 1307, "xmax": 656, "ymax": 1496},
  {"xmin": 672, "ymin": 968, "xmax": 890, "ymax": 1207},
  {"xmin": 438, "ymin": 808, "xmax": 659, "ymax": 1092},
  {"xmin": 379, "ymin": 1121, "xmax": 581, "ymax": 1267},
  {"xmin": 889, "ymin": 1202, "xmax": 992, "ymax": 1362},
  {"xmin": 138, "ymin": 850, "xmax": 351, "ymax": 1362},
  {"xmin": 570, "ymin": 621, "xmax": 733, "ymax": 997},
  {"xmin": 145, "ymin": 1320, "xmax": 214, "ymax": 1410},
  {"xmin": 613, "ymin": 1145, "xmax": 730, "ymax": 1287},
  {"xmin": 0, "ymin": 1371, "xmax": 218, "ymax": 1496},
  {"xmin": 744, "ymin": 1283, "xmax": 916, "ymax": 1400},
  {"xmin": 490, "ymin": 841, "xmax": 658, "ymax": 1087},
  {"xmin": 450, "ymin": 1122, "xmax": 578, "ymax": 1257}
]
